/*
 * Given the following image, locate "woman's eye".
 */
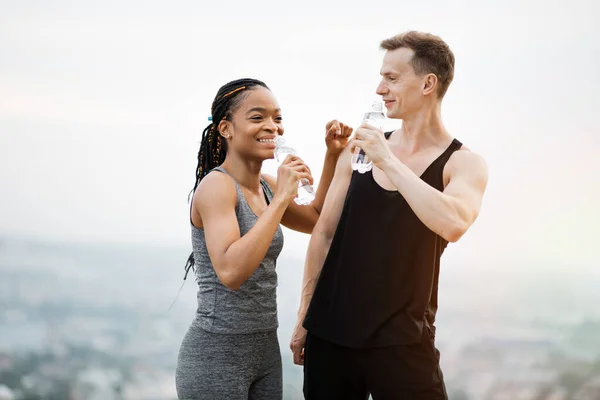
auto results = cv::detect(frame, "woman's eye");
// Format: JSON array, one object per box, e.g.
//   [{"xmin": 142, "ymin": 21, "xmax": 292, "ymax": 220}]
[{"xmin": 250, "ymin": 116, "xmax": 262, "ymax": 121}]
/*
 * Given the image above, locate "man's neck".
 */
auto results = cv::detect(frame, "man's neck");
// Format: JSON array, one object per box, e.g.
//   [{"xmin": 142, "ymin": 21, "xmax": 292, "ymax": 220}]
[{"xmin": 392, "ymin": 104, "xmax": 452, "ymax": 152}]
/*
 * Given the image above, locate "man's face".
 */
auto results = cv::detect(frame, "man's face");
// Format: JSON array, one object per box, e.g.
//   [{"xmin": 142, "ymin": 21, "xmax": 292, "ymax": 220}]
[{"xmin": 376, "ymin": 48, "xmax": 426, "ymax": 120}]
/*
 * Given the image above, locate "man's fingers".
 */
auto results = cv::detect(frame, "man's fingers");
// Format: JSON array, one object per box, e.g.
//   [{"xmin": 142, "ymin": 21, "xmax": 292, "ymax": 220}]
[
  {"xmin": 292, "ymin": 346, "xmax": 305, "ymax": 366},
  {"xmin": 354, "ymin": 129, "xmax": 366, "ymax": 140},
  {"xmin": 351, "ymin": 138, "xmax": 364, "ymax": 151},
  {"xmin": 359, "ymin": 121, "xmax": 377, "ymax": 130}
]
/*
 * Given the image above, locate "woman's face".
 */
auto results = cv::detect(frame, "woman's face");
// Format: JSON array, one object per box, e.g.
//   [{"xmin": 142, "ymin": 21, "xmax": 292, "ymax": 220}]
[{"xmin": 219, "ymin": 87, "xmax": 283, "ymax": 161}]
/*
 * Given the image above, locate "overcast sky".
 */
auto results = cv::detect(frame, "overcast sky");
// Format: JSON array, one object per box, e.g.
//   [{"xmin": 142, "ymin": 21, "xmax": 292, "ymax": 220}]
[{"xmin": 1, "ymin": 0, "xmax": 598, "ymax": 273}]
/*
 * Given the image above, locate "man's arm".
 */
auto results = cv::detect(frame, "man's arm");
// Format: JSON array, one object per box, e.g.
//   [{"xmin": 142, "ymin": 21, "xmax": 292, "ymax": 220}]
[
  {"xmin": 290, "ymin": 145, "xmax": 353, "ymax": 365},
  {"xmin": 381, "ymin": 149, "xmax": 488, "ymax": 242}
]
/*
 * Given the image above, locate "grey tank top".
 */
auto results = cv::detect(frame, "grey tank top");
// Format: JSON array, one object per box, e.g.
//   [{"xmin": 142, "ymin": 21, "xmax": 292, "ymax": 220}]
[{"xmin": 191, "ymin": 166, "xmax": 284, "ymax": 334}]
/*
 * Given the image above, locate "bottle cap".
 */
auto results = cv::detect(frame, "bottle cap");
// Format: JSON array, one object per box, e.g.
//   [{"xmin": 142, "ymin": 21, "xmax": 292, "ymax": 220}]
[
  {"xmin": 371, "ymin": 101, "xmax": 384, "ymax": 112},
  {"xmin": 274, "ymin": 135, "xmax": 285, "ymax": 147}
]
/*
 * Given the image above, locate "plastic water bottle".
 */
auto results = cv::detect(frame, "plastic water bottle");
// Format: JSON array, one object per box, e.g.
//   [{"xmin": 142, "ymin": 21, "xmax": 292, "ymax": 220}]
[
  {"xmin": 351, "ymin": 101, "xmax": 386, "ymax": 173},
  {"xmin": 274, "ymin": 136, "xmax": 315, "ymax": 205}
]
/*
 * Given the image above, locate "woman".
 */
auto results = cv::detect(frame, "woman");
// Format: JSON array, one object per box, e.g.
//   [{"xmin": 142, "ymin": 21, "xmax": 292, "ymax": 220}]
[{"xmin": 175, "ymin": 78, "xmax": 351, "ymax": 400}]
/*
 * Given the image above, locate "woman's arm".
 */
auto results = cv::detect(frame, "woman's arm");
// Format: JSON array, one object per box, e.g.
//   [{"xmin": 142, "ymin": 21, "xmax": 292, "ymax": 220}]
[
  {"xmin": 196, "ymin": 158, "xmax": 311, "ymax": 290},
  {"xmin": 263, "ymin": 120, "xmax": 353, "ymax": 234}
]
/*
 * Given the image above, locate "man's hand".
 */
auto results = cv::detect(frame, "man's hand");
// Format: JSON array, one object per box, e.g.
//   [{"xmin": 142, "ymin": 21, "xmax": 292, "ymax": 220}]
[
  {"xmin": 325, "ymin": 119, "xmax": 353, "ymax": 158},
  {"xmin": 351, "ymin": 122, "xmax": 393, "ymax": 169},
  {"xmin": 290, "ymin": 318, "xmax": 308, "ymax": 365}
]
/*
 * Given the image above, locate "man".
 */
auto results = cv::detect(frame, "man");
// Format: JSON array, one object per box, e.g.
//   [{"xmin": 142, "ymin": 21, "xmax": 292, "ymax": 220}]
[{"xmin": 290, "ymin": 31, "xmax": 488, "ymax": 399}]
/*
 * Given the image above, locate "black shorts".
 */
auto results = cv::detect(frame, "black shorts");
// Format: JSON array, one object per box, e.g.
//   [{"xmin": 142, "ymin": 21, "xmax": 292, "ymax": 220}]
[{"xmin": 303, "ymin": 328, "xmax": 448, "ymax": 400}]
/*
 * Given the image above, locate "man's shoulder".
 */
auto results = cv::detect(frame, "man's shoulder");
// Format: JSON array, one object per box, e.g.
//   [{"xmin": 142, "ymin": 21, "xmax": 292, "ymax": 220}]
[
  {"xmin": 448, "ymin": 144, "xmax": 487, "ymax": 171},
  {"xmin": 445, "ymin": 144, "xmax": 488, "ymax": 185}
]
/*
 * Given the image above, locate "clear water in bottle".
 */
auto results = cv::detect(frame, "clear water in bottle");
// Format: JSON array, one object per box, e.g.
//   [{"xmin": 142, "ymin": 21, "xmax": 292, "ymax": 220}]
[
  {"xmin": 273, "ymin": 136, "xmax": 315, "ymax": 205},
  {"xmin": 351, "ymin": 101, "xmax": 386, "ymax": 173}
]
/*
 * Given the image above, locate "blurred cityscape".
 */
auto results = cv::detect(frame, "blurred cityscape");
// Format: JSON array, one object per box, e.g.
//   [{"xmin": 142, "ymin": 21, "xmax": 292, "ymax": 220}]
[{"xmin": 1, "ymin": 236, "xmax": 600, "ymax": 400}]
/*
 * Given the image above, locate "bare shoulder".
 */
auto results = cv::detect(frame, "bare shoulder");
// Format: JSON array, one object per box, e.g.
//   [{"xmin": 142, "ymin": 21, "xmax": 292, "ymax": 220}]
[
  {"xmin": 262, "ymin": 173, "xmax": 277, "ymax": 190},
  {"xmin": 448, "ymin": 146, "xmax": 488, "ymax": 174},
  {"xmin": 193, "ymin": 171, "xmax": 238, "ymax": 209},
  {"xmin": 443, "ymin": 146, "xmax": 488, "ymax": 191}
]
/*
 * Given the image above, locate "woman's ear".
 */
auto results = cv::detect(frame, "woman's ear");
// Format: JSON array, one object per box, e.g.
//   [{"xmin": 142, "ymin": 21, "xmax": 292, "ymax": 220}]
[{"xmin": 218, "ymin": 120, "xmax": 231, "ymax": 139}]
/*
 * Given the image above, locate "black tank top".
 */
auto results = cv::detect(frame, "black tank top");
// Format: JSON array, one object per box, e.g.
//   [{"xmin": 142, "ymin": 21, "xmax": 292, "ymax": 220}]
[{"xmin": 303, "ymin": 132, "xmax": 463, "ymax": 348}]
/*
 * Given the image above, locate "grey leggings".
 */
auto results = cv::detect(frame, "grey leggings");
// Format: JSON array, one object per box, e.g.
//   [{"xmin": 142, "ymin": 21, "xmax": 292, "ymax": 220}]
[{"xmin": 175, "ymin": 324, "xmax": 282, "ymax": 400}]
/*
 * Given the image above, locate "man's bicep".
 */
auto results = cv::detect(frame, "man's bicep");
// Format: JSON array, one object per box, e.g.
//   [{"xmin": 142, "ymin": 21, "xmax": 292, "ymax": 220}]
[{"xmin": 443, "ymin": 151, "xmax": 488, "ymax": 221}]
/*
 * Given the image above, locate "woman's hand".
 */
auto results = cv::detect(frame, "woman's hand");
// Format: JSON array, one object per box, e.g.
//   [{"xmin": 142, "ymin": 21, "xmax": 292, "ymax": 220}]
[
  {"xmin": 274, "ymin": 155, "xmax": 314, "ymax": 204},
  {"xmin": 325, "ymin": 120, "xmax": 353, "ymax": 158}
]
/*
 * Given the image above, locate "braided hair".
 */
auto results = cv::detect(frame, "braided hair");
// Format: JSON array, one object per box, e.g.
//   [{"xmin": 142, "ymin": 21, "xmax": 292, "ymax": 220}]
[{"xmin": 183, "ymin": 78, "xmax": 270, "ymax": 280}]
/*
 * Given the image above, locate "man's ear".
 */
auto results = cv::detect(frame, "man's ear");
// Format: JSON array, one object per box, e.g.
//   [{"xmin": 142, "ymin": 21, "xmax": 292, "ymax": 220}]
[{"xmin": 423, "ymin": 73, "xmax": 438, "ymax": 96}]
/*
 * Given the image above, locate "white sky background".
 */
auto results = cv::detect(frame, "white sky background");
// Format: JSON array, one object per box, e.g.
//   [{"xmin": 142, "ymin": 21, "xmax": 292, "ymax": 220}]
[{"xmin": 1, "ymin": 0, "xmax": 599, "ymax": 273}]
